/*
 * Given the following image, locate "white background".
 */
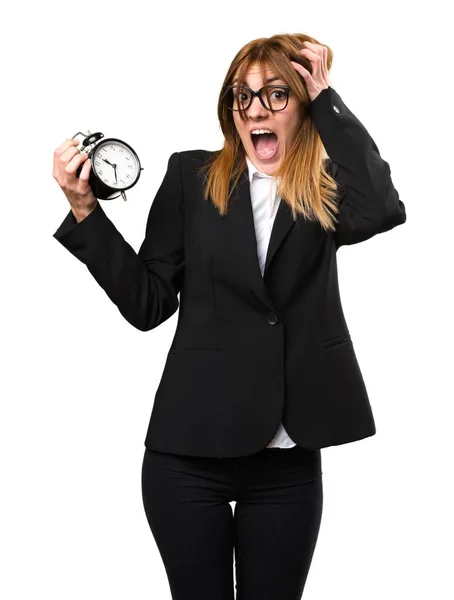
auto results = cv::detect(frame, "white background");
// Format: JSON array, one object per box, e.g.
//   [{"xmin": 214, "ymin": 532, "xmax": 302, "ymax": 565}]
[{"xmin": 1, "ymin": 0, "xmax": 453, "ymax": 598}]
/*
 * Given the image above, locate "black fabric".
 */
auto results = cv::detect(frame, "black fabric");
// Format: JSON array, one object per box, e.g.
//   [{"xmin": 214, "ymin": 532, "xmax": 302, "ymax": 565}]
[
  {"xmin": 53, "ymin": 86, "xmax": 406, "ymax": 457},
  {"xmin": 141, "ymin": 444, "xmax": 323, "ymax": 599}
]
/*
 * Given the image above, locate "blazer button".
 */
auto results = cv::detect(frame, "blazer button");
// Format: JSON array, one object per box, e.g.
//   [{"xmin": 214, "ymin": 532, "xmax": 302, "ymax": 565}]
[
  {"xmin": 333, "ymin": 105, "xmax": 340, "ymax": 113},
  {"xmin": 268, "ymin": 312, "xmax": 278, "ymax": 325}
]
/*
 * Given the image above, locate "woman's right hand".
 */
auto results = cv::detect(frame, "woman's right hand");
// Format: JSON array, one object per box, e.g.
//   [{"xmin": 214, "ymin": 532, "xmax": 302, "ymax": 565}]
[{"xmin": 53, "ymin": 138, "xmax": 98, "ymax": 219}]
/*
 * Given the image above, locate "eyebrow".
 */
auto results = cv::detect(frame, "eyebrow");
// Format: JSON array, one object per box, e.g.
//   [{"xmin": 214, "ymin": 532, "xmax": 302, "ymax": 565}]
[{"xmin": 232, "ymin": 75, "xmax": 284, "ymax": 86}]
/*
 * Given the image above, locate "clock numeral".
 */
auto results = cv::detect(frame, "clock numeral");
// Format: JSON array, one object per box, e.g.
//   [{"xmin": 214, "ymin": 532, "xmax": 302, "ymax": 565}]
[
  {"xmin": 120, "ymin": 180, "xmax": 125, "ymax": 185},
  {"xmin": 97, "ymin": 153, "xmax": 102, "ymax": 159},
  {"xmin": 110, "ymin": 145, "xmax": 115, "ymax": 151},
  {"xmin": 128, "ymin": 164, "xmax": 132, "ymax": 169},
  {"xmin": 102, "ymin": 147, "xmax": 107, "ymax": 152},
  {"xmin": 95, "ymin": 160, "xmax": 101, "ymax": 166},
  {"xmin": 119, "ymin": 149, "xmax": 124, "ymax": 154},
  {"xmin": 125, "ymin": 156, "xmax": 130, "ymax": 160},
  {"xmin": 126, "ymin": 173, "xmax": 131, "ymax": 178},
  {"xmin": 98, "ymin": 170, "xmax": 103, "ymax": 176},
  {"xmin": 104, "ymin": 178, "xmax": 109, "ymax": 183}
]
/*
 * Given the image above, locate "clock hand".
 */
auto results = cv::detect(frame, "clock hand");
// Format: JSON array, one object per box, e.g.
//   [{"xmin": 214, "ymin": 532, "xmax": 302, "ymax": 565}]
[{"xmin": 100, "ymin": 158, "xmax": 117, "ymax": 184}]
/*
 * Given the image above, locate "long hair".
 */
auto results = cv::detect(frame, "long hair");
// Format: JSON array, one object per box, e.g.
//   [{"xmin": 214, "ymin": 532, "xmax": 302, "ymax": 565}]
[{"xmin": 198, "ymin": 33, "xmax": 341, "ymax": 232}]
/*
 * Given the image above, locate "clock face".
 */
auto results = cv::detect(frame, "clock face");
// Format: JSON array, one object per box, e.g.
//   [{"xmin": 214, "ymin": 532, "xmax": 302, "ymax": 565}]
[{"xmin": 92, "ymin": 140, "xmax": 140, "ymax": 190}]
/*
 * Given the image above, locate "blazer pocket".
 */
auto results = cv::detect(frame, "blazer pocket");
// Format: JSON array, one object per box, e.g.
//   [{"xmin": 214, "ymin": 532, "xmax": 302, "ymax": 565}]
[
  {"xmin": 321, "ymin": 333, "xmax": 351, "ymax": 350},
  {"xmin": 168, "ymin": 347, "xmax": 222, "ymax": 355}
]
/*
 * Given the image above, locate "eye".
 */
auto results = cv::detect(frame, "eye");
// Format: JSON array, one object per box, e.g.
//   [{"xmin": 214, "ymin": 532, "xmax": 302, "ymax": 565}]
[
  {"xmin": 271, "ymin": 89, "xmax": 287, "ymax": 100},
  {"xmin": 234, "ymin": 89, "xmax": 250, "ymax": 102}
]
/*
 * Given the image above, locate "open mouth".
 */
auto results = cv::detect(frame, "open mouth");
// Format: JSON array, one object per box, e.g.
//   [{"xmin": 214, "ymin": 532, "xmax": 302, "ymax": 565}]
[{"xmin": 251, "ymin": 131, "xmax": 279, "ymax": 159}]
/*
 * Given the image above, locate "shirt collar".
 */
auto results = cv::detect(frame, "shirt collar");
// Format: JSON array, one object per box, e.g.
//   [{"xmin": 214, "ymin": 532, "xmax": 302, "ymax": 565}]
[{"xmin": 245, "ymin": 155, "xmax": 273, "ymax": 184}]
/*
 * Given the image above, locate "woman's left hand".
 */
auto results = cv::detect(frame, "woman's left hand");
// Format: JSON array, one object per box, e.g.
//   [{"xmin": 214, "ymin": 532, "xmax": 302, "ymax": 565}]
[{"xmin": 290, "ymin": 41, "xmax": 331, "ymax": 102}]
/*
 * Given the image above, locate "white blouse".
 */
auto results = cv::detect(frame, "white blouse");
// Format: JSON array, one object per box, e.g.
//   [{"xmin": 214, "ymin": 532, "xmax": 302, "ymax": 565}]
[{"xmin": 246, "ymin": 156, "xmax": 297, "ymax": 449}]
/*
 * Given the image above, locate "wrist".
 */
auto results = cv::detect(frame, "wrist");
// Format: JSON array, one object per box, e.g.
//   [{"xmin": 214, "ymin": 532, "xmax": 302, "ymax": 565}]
[{"xmin": 71, "ymin": 201, "xmax": 98, "ymax": 223}]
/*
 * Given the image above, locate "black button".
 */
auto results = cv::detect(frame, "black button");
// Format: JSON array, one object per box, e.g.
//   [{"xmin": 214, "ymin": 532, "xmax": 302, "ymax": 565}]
[{"xmin": 268, "ymin": 312, "xmax": 278, "ymax": 325}]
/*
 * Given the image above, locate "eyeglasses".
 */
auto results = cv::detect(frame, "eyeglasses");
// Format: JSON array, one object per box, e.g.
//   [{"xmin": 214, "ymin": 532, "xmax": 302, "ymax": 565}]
[{"xmin": 223, "ymin": 84, "xmax": 291, "ymax": 112}]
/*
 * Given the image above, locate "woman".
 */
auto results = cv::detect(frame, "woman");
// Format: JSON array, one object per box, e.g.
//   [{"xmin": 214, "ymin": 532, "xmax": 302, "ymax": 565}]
[{"xmin": 52, "ymin": 33, "xmax": 406, "ymax": 600}]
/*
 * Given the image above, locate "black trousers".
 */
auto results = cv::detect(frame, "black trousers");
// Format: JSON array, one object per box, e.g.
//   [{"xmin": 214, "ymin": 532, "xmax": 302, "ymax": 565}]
[{"xmin": 141, "ymin": 444, "xmax": 323, "ymax": 600}]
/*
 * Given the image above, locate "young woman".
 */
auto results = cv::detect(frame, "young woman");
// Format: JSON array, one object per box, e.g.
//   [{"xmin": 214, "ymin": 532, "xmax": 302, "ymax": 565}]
[{"xmin": 52, "ymin": 33, "xmax": 406, "ymax": 600}]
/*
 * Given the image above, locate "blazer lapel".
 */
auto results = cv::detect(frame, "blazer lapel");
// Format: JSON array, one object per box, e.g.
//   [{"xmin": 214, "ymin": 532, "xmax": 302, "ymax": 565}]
[
  {"xmin": 264, "ymin": 191, "xmax": 296, "ymax": 275},
  {"xmin": 226, "ymin": 168, "xmax": 297, "ymax": 310}
]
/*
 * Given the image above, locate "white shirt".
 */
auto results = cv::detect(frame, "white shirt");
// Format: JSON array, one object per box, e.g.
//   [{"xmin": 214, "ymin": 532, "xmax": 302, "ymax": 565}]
[{"xmin": 246, "ymin": 155, "xmax": 297, "ymax": 449}]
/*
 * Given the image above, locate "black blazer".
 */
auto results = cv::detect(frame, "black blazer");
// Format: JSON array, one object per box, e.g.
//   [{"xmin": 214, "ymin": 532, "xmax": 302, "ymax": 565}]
[{"xmin": 53, "ymin": 86, "xmax": 406, "ymax": 458}]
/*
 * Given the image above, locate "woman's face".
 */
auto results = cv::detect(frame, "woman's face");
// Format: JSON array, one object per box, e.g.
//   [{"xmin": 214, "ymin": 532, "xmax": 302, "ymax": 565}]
[{"xmin": 232, "ymin": 63, "xmax": 302, "ymax": 175}]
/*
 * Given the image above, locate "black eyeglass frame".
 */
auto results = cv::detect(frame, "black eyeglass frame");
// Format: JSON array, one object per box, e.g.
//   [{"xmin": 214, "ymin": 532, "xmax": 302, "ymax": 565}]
[{"xmin": 223, "ymin": 84, "xmax": 291, "ymax": 112}]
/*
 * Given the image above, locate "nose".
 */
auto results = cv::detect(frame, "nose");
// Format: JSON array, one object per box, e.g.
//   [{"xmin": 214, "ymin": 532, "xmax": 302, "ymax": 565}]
[{"xmin": 247, "ymin": 93, "xmax": 268, "ymax": 120}]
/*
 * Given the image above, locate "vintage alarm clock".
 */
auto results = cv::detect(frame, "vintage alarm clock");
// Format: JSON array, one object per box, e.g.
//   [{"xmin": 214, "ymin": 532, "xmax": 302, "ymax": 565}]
[{"xmin": 72, "ymin": 130, "xmax": 143, "ymax": 201}]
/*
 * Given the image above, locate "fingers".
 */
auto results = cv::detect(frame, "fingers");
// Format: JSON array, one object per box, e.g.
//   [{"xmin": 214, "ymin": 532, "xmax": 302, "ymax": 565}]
[
  {"xmin": 290, "ymin": 60, "xmax": 309, "ymax": 79},
  {"xmin": 299, "ymin": 47, "xmax": 322, "ymax": 66},
  {"xmin": 299, "ymin": 42, "xmax": 329, "ymax": 78},
  {"xmin": 55, "ymin": 137, "xmax": 80, "ymax": 155},
  {"xmin": 290, "ymin": 41, "xmax": 330, "ymax": 101},
  {"xmin": 291, "ymin": 42, "xmax": 322, "ymax": 80},
  {"xmin": 53, "ymin": 137, "xmax": 96, "ymax": 208},
  {"xmin": 54, "ymin": 138, "xmax": 80, "ymax": 165},
  {"xmin": 64, "ymin": 150, "xmax": 88, "ymax": 176},
  {"xmin": 299, "ymin": 41, "xmax": 327, "ymax": 70},
  {"xmin": 52, "ymin": 138, "xmax": 80, "ymax": 180},
  {"xmin": 302, "ymin": 41, "xmax": 326, "ymax": 53},
  {"xmin": 78, "ymin": 156, "xmax": 92, "ymax": 182}
]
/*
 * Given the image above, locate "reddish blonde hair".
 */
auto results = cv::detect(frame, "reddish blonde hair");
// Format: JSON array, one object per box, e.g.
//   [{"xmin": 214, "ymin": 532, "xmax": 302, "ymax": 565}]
[{"xmin": 199, "ymin": 32, "xmax": 340, "ymax": 232}]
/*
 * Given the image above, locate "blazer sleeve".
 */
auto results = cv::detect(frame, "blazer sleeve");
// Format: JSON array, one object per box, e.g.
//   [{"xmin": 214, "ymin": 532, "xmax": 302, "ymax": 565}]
[
  {"xmin": 52, "ymin": 151, "xmax": 185, "ymax": 331},
  {"xmin": 309, "ymin": 86, "xmax": 407, "ymax": 250}
]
